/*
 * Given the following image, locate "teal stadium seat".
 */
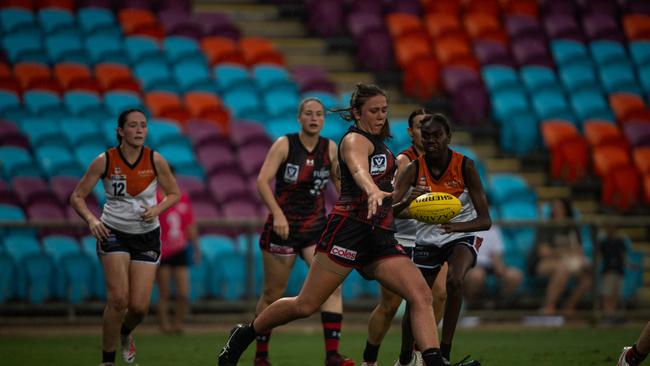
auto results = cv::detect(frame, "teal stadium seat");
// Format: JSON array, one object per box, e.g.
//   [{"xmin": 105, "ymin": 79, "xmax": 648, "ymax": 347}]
[
  {"xmin": 531, "ymin": 91, "xmax": 576, "ymax": 124},
  {"xmin": 343, "ymin": 269, "xmax": 365, "ymax": 300},
  {"xmin": 0, "ymin": 8, "xmax": 35, "ymax": 33},
  {"xmin": 640, "ymin": 65, "xmax": 650, "ymax": 94},
  {"xmin": 60, "ymin": 118, "xmax": 106, "ymax": 147},
  {"xmin": 134, "ymin": 60, "xmax": 179, "ymax": 93},
  {"xmin": 589, "ymin": 41, "xmax": 629, "ymax": 67},
  {"xmin": 61, "ymin": 253, "xmax": 94, "ymax": 304},
  {"xmin": 551, "ymin": 40, "xmax": 591, "ymax": 68},
  {"xmin": 491, "ymin": 90, "xmax": 530, "ymax": 124},
  {"xmin": 263, "ymin": 89, "xmax": 300, "ymax": 119},
  {"xmin": 301, "ymin": 90, "xmax": 340, "ymax": 110},
  {"xmin": 252, "ymin": 64, "xmax": 297, "ymax": 93},
  {"xmin": 215, "ymin": 252, "xmax": 247, "ymax": 300},
  {"xmin": 320, "ymin": 113, "xmax": 348, "ymax": 143},
  {"xmin": 569, "ymin": 90, "xmax": 615, "ymax": 126},
  {"xmin": 103, "ymin": 91, "xmax": 145, "ymax": 116},
  {"xmin": 4, "ymin": 234, "xmax": 41, "ymax": 300},
  {"xmin": 19, "ymin": 117, "xmax": 68, "ymax": 149},
  {"xmin": 85, "ymin": 34, "xmax": 128, "ymax": 65},
  {"xmin": 78, "ymin": 7, "xmax": 118, "ymax": 36},
  {"xmin": 520, "ymin": 66, "xmax": 563, "ymax": 94},
  {"xmin": 559, "ymin": 65, "xmax": 600, "ymax": 93},
  {"xmin": 598, "ymin": 64, "xmax": 642, "ymax": 94},
  {"xmin": 147, "ymin": 119, "xmax": 186, "ymax": 149},
  {"xmin": 45, "ymin": 33, "xmax": 88, "ymax": 64},
  {"xmin": 482, "ymin": 65, "xmax": 521, "ymax": 94},
  {"xmin": 157, "ymin": 143, "xmax": 200, "ymax": 177},
  {"xmin": 63, "ymin": 91, "xmax": 109, "ymax": 120},
  {"xmin": 81, "ymin": 235, "xmax": 106, "ymax": 300},
  {"xmin": 2, "ymin": 33, "xmax": 47, "ymax": 64},
  {"xmin": 499, "ymin": 201, "xmax": 538, "ymax": 258},
  {"xmin": 266, "ymin": 117, "xmax": 297, "ymax": 141},
  {"xmin": 624, "ymin": 250, "xmax": 644, "ymax": 300},
  {"xmin": 42, "ymin": 235, "xmax": 82, "ymax": 299},
  {"xmin": 488, "ymin": 173, "xmax": 536, "ymax": 206},
  {"xmin": 200, "ymin": 234, "xmax": 237, "ymax": 297},
  {"xmin": 124, "ymin": 36, "xmax": 164, "ymax": 64},
  {"xmin": 223, "ymin": 88, "xmax": 264, "ymax": 120},
  {"xmin": 74, "ymin": 143, "xmax": 105, "ymax": 169},
  {"xmin": 630, "ymin": 41, "xmax": 650, "ymax": 67},
  {"xmin": 0, "ymin": 255, "xmax": 13, "ymax": 303},
  {"xmin": 23, "ymin": 253, "xmax": 54, "ymax": 304},
  {"xmin": 213, "ymin": 64, "xmax": 253, "ymax": 93},
  {"xmin": 172, "ymin": 60, "xmax": 216, "ymax": 93},
  {"xmin": 37, "ymin": 8, "xmax": 76, "ymax": 36},
  {"xmin": 35, "ymin": 145, "xmax": 82, "ymax": 178},
  {"xmin": 286, "ymin": 259, "xmax": 309, "ymax": 296},
  {"xmin": 0, "ymin": 90, "xmax": 29, "ymax": 122},
  {"xmin": 0, "ymin": 146, "xmax": 41, "ymax": 178},
  {"xmin": 23, "ymin": 90, "xmax": 67, "ymax": 118},
  {"xmin": 163, "ymin": 36, "xmax": 205, "ymax": 65}
]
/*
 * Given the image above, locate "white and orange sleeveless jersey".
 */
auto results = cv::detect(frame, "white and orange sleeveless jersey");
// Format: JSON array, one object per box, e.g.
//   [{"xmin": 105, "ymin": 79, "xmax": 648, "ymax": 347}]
[
  {"xmin": 414, "ymin": 149, "xmax": 477, "ymax": 247},
  {"xmin": 100, "ymin": 146, "xmax": 159, "ymax": 234}
]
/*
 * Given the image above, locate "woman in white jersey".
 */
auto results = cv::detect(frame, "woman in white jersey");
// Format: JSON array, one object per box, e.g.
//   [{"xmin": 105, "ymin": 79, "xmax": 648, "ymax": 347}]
[
  {"xmin": 70, "ymin": 109, "xmax": 180, "ymax": 366},
  {"xmin": 392, "ymin": 114, "xmax": 491, "ymax": 366}
]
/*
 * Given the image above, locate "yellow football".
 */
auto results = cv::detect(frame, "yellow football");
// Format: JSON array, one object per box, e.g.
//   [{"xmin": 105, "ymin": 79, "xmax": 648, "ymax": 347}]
[{"xmin": 408, "ymin": 192, "xmax": 462, "ymax": 224}]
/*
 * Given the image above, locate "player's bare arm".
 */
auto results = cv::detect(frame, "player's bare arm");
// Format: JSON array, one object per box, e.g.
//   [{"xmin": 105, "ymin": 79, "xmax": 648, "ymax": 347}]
[
  {"xmin": 143, "ymin": 152, "xmax": 180, "ymax": 222},
  {"xmin": 256, "ymin": 136, "xmax": 290, "ymax": 239},
  {"xmin": 328, "ymin": 139, "xmax": 341, "ymax": 193},
  {"xmin": 70, "ymin": 153, "xmax": 111, "ymax": 240},
  {"xmin": 441, "ymin": 159, "xmax": 491, "ymax": 233}
]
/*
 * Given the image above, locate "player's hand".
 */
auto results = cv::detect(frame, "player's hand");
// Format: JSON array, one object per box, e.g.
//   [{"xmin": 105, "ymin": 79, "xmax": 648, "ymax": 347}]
[
  {"xmin": 273, "ymin": 213, "xmax": 289, "ymax": 240},
  {"xmin": 89, "ymin": 218, "xmax": 111, "ymax": 241},
  {"xmin": 367, "ymin": 189, "xmax": 392, "ymax": 219},
  {"xmin": 140, "ymin": 204, "xmax": 160, "ymax": 223},
  {"xmin": 405, "ymin": 185, "xmax": 430, "ymax": 204},
  {"xmin": 440, "ymin": 222, "xmax": 459, "ymax": 233}
]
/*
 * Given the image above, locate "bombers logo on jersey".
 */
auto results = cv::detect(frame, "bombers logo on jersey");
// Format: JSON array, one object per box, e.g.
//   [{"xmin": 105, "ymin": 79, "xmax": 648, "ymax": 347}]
[
  {"xmin": 330, "ymin": 245, "xmax": 357, "ymax": 260},
  {"xmin": 284, "ymin": 163, "xmax": 300, "ymax": 183},
  {"xmin": 370, "ymin": 154, "xmax": 387, "ymax": 175}
]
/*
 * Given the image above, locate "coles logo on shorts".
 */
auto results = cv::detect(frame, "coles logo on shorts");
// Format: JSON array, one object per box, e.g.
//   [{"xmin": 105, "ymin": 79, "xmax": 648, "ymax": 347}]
[{"xmin": 330, "ymin": 245, "xmax": 357, "ymax": 261}]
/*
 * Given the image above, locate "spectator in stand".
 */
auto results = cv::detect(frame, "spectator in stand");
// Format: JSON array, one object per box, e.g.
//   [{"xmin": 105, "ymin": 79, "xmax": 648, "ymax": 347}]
[{"xmin": 599, "ymin": 224, "xmax": 627, "ymax": 323}]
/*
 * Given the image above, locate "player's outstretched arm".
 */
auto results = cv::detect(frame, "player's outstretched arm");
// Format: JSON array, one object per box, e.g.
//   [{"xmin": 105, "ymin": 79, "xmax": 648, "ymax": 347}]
[{"xmin": 392, "ymin": 160, "xmax": 419, "ymax": 216}]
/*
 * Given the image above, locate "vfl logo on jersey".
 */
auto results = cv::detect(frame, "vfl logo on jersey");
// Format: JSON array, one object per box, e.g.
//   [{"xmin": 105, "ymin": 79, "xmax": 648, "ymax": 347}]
[
  {"xmin": 370, "ymin": 154, "xmax": 387, "ymax": 175},
  {"xmin": 284, "ymin": 163, "xmax": 300, "ymax": 183},
  {"xmin": 330, "ymin": 245, "xmax": 357, "ymax": 260}
]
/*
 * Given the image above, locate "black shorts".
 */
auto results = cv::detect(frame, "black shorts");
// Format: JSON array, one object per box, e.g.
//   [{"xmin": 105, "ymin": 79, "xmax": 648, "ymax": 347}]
[
  {"xmin": 259, "ymin": 220, "xmax": 322, "ymax": 256},
  {"xmin": 315, "ymin": 215, "xmax": 408, "ymax": 274},
  {"xmin": 98, "ymin": 225, "xmax": 161, "ymax": 264},
  {"xmin": 160, "ymin": 246, "xmax": 191, "ymax": 267},
  {"xmin": 412, "ymin": 236, "xmax": 482, "ymax": 274}
]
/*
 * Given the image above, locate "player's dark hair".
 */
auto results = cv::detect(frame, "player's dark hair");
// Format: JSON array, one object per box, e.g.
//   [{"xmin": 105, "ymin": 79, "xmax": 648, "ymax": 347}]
[
  {"xmin": 430, "ymin": 112, "xmax": 452, "ymax": 136},
  {"xmin": 332, "ymin": 83, "xmax": 391, "ymax": 140},
  {"xmin": 408, "ymin": 108, "xmax": 433, "ymax": 128},
  {"xmin": 116, "ymin": 108, "xmax": 146, "ymax": 144},
  {"xmin": 297, "ymin": 97, "xmax": 325, "ymax": 117}
]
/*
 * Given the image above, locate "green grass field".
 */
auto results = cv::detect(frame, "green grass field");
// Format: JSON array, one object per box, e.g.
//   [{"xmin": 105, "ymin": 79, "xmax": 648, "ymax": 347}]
[{"xmin": 0, "ymin": 325, "xmax": 639, "ymax": 366}]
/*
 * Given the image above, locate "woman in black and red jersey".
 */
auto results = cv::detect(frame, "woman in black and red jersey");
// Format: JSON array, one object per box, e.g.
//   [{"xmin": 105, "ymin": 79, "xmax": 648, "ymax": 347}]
[{"xmin": 218, "ymin": 83, "xmax": 447, "ymax": 366}]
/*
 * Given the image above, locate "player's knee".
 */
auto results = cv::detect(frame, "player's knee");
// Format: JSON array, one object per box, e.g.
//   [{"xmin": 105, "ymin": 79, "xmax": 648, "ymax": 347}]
[
  {"xmin": 432, "ymin": 285, "xmax": 447, "ymax": 304},
  {"xmin": 107, "ymin": 294, "xmax": 128, "ymax": 312},
  {"xmin": 410, "ymin": 289, "xmax": 434, "ymax": 309},
  {"xmin": 446, "ymin": 274, "xmax": 464, "ymax": 294},
  {"xmin": 128, "ymin": 303, "xmax": 149, "ymax": 319},
  {"xmin": 293, "ymin": 297, "xmax": 320, "ymax": 318},
  {"xmin": 262, "ymin": 286, "xmax": 284, "ymax": 303}
]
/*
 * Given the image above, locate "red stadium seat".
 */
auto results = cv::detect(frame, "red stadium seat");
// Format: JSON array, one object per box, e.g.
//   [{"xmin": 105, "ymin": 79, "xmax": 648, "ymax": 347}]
[
  {"xmin": 1, "ymin": 0, "xmax": 33, "ymax": 9},
  {"xmin": 94, "ymin": 63, "xmax": 141, "ymax": 93},
  {"xmin": 434, "ymin": 34, "xmax": 479, "ymax": 71},
  {"xmin": 501, "ymin": 0, "xmax": 538, "ymax": 18},
  {"xmin": 144, "ymin": 91, "xmax": 192, "ymax": 125},
  {"xmin": 184, "ymin": 91, "xmax": 231, "ymax": 133},
  {"xmin": 463, "ymin": 13, "xmax": 508, "ymax": 45},
  {"xmin": 592, "ymin": 144, "xmax": 631, "ymax": 178},
  {"xmin": 600, "ymin": 164, "xmax": 640, "ymax": 211},
  {"xmin": 623, "ymin": 14, "xmax": 650, "ymax": 41},
  {"xmin": 541, "ymin": 120, "xmax": 589, "ymax": 183},
  {"xmin": 35, "ymin": 0, "xmax": 73, "ymax": 10},
  {"xmin": 423, "ymin": 0, "xmax": 461, "ymax": 15},
  {"xmin": 425, "ymin": 13, "xmax": 464, "ymax": 39},
  {"xmin": 118, "ymin": 9, "xmax": 165, "ymax": 40},
  {"xmin": 14, "ymin": 62, "xmax": 60, "ymax": 93},
  {"xmin": 394, "ymin": 33, "xmax": 434, "ymax": 69},
  {"xmin": 54, "ymin": 62, "xmax": 101, "ymax": 93},
  {"xmin": 583, "ymin": 120, "xmax": 629, "ymax": 150},
  {"xmin": 402, "ymin": 55, "xmax": 441, "ymax": 101},
  {"xmin": 633, "ymin": 147, "xmax": 650, "ymax": 175},
  {"xmin": 643, "ymin": 174, "xmax": 650, "ymax": 205},
  {"xmin": 609, "ymin": 93, "xmax": 650, "ymax": 125},
  {"xmin": 0, "ymin": 64, "xmax": 21, "ymax": 94},
  {"xmin": 239, "ymin": 38, "xmax": 284, "ymax": 66},
  {"xmin": 464, "ymin": 0, "xmax": 501, "ymax": 16},
  {"xmin": 201, "ymin": 36, "xmax": 245, "ymax": 66},
  {"xmin": 386, "ymin": 13, "xmax": 426, "ymax": 38}
]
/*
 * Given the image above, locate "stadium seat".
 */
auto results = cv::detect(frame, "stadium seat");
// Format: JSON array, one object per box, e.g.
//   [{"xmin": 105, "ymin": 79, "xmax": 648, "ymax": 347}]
[
  {"xmin": 23, "ymin": 90, "xmax": 67, "ymax": 118},
  {"xmin": 183, "ymin": 92, "xmax": 230, "ymax": 132},
  {"xmin": 625, "ymin": 122, "xmax": 650, "ymax": 147},
  {"xmin": 623, "ymin": 14, "xmax": 650, "ymax": 41},
  {"xmin": 63, "ymin": 91, "xmax": 108, "ymax": 120},
  {"xmin": 342, "ymin": 268, "xmax": 365, "ymax": 300},
  {"xmin": 14, "ymin": 62, "xmax": 60, "ymax": 93},
  {"xmin": 583, "ymin": 120, "xmax": 628, "ymax": 151},
  {"xmin": 35, "ymin": 145, "xmax": 81, "ymax": 178},
  {"xmin": 582, "ymin": 13, "xmax": 623, "ymax": 42},
  {"xmin": 386, "ymin": 12, "xmax": 425, "ymax": 39},
  {"xmin": 42, "ymin": 235, "xmax": 82, "ymax": 298},
  {"xmin": 434, "ymin": 35, "xmax": 478, "ymax": 71},
  {"xmin": 559, "ymin": 65, "xmax": 600, "ymax": 93},
  {"xmin": 569, "ymin": 90, "xmax": 614, "ymax": 126},
  {"xmin": 0, "ymin": 8, "xmax": 35, "ymax": 33},
  {"xmin": 490, "ymin": 90, "xmax": 530, "ymax": 124},
  {"xmin": 195, "ymin": 11, "xmax": 241, "ymax": 40},
  {"xmin": 172, "ymin": 60, "xmax": 215, "ymax": 93},
  {"xmin": 463, "ymin": 12, "xmax": 508, "ymax": 45},
  {"xmin": 45, "ymin": 33, "xmax": 88, "ymax": 64},
  {"xmin": 0, "ymin": 121, "xmax": 29, "ymax": 150},
  {"xmin": 200, "ymin": 36, "xmax": 245, "ymax": 66},
  {"xmin": 95, "ymin": 63, "xmax": 141, "ymax": 93},
  {"xmin": 531, "ymin": 91, "xmax": 575, "ymax": 123},
  {"xmin": 633, "ymin": 147, "xmax": 650, "ymax": 174},
  {"xmin": 3, "ymin": 32, "xmax": 48, "ymax": 64},
  {"xmin": 124, "ymin": 36, "xmax": 164, "ymax": 64},
  {"xmin": 103, "ymin": 91, "xmax": 144, "ymax": 116},
  {"xmin": 394, "ymin": 33, "xmax": 434, "ymax": 70},
  {"xmin": 0, "ymin": 146, "xmax": 41, "ymax": 178},
  {"xmin": 78, "ymin": 7, "xmax": 117, "ymax": 36},
  {"xmin": 600, "ymin": 164, "xmax": 641, "ymax": 211},
  {"xmin": 251, "ymin": 64, "xmax": 296, "ymax": 93},
  {"xmin": 629, "ymin": 41, "xmax": 650, "ymax": 67},
  {"xmin": 236, "ymin": 144, "xmax": 268, "ymax": 178},
  {"xmin": 511, "ymin": 37, "xmax": 554, "ymax": 68},
  {"xmin": 598, "ymin": 64, "xmax": 641, "ymax": 95},
  {"xmin": 118, "ymin": 8, "xmax": 164, "ymax": 40},
  {"xmin": 262, "ymin": 89, "xmax": 300, "ymax": 119},
  {"xmin": 403, "ymin": 56, "xmax": 441, "ymax": 101},
  {"xmin": 214, "ymin": 252, "xmax": 247, "ymax": 300},
  {"xmin": 502, "ymin": 0, "xmax": 538, "ymax": 17},
  {"xmin": 23, "ymin": 253, "xmax": 54, "ymax": 304},
  {"xmin": 207, "ymin": 172, "xmax": 250, "ymax": 206},
  {"xmin": 156, "ymin": 143, "xmax": 198, "ymax": 174},
  {"xmin": 499, "ymin": 200, "xmax": 538, "ymax": 255},
  {"xmin": 147, "ymin": 118, "xmax": 186, "ymax": 149},
  {"xmin": 229, "ymin": 120, "xmax": 270, "ymax": 148},
  {"xmin": 239, "ymin": 37, "xmax": 284, "ymax": 66},
  {"xmin": 424, "ymin": 12, "xmax": 462, "ymax": 39},
  {"xmin": 134, "ymin": 60, "xmax": 179, "ymax": 93},
  {"xmin": 544, "ymin": 13, "xmax": 584, "ymax": 41},
  {"xmin": 488, "ymin": 173, "xmax": 535, "ymax": 206},
  {"xmin": 541, "ymin": 119, "xmax": 589, "ymax": 183},
  {"xmin": 520, "ymin": 66, "xmax": 563, "ymax": 94},
  {"xmin": 85, "ymin": 33, "xmax": 128, "ymax": 65},
  {"xmin": 37, "ymin": 8, "xmax": 76, "ymax": 35},
  {"xmin": 163, "ymin": 36, "xmax": 204, "ymax": 65},
  {"xmin": 54, "ymin": 63, "xmax": 100, "ymax": 93},
  {"xmin": 609, "ymin": 93, "xmax": 649, "ymax": 124},
  {"xmin": 59, "ymin": 117, "xmax": 105, "ymax": 147},
  {"xmin": 19, "ymin": 117, "xmax": 67, "ymax": 149},
  {"xmin": 640, "ymin": 66, "xmax": 650, "ymax": 94},
  {"xmin": 0, "ymin": 255, "xmax": 14, "ymax": 303},
  {"xmin": 144, "ymin": 91, "xmax": 191, "ymax": 124},
  {"xmin": 589, "ymin": 41, "xmax": 629, "ymax": 68},
  {"xmin": 222, "ymin": 88, "xmax": 263, "ymax": 121},
  {"xmin": 482, "ymin": 65, "xmax": 521, "ymax": 93},
  {"xmin": 61, "ymin": 253, "xmax": 94, "ymax": 303},
  {"xmin": 213, "ymin": 64, "xmax": 253, "ymax": 93}
]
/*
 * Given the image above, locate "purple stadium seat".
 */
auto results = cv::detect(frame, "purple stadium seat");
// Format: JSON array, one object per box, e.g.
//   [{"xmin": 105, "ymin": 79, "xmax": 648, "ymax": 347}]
[
  {"xmin": 159, "ymin": 9, "xmax": 203, "ymax": 40},
  {"xmin": 196, "ymin": 144, "xmax": 238, "ymax": 176},
  {"xmin": 50, "ymin": 176, "xmax": 79, "ymax": 206},
  {"xmin": 306, "ymin": 0, "xmax": 345, "ymax": 37},
  {"xmin": 576, "ymin": 0, "xmax": 620, "ymax": 15},
  {"xmin": 582, "ymin": 13, "xmax": 624, "ymax": 42},
  {"xmin": 473, "ymin": 40, "xmax": 516, "ymax": 67},
  {"xmin": 387, "ymin": 0, "xmax": 422, "ymax": 15},
  {"xmin": 221, "ymin": 200, "xmax": 260, "ymax": 219},
  {"xmin": 158, "ymin": 0, "xmax": 191, "ymax": 13},
  {"xmin": 442, "ymin": 66, "xmax": 482, "ymax": 95},
  {"xmin": 623, "ymin": 0, "xmax": 650, "ymax": 15},
  {"xmin": 450, "ymin": 84, "xmax": 489, "ymax": 126},
  {"xmin": 0, "ymin": 179, "xmax": 19, "ymax": 206},
  {"xmin": 543, "ymin": 13, "xmax": 585, "ymax": 42},
  {"xmin": 27, "ymin": 201, "xmax": 78, "ymax": 237},
  {"xmin": 237, "ymin": 144, "xmax": 269, "ymax": 177},
  {"xmin": 230, "ymin": 120, "xmax": 271, "ymax": 147},
  {"xmin": 12, "ymin": 177, "xmax": 57, "ymax": 207},
  {"xmin": 291, "ymin": 65, "xmax": 337, "ymax": 94},
  {"xmin": 347, "ymin": 12, "xmax": 384, "ymax": 40},
  {"xmin": 0, "ymin": 121, "xmax": 29, "ymax": 149},
  {"xmin": 65, "ymin": 201, "xmax": 100, "ymax": 223},
  {"xmin": 119, "ymin": 0, "xmax": 152, "ymax": 10},
  {"xmin": 195, "ymin": 12, "xmax": 241, "ymax": 40},
  {"xmin": 185, "ymin": 119, "xmax": 229, "ymax": 149},
  {"xmin": 78, "ymin": 0, "xmax": 113, "ymax": 9},
  {"xmin": 511, "ymin": 37, "xmax": 555, "ymax": 68},
  {"xmin": 176, "ymin": 175, "xmax": 213, "ymax": 204},
  {"xmin": 356, "ymin": 29, "xmax": 394, "ymax": 72},
  {"xmin": 623, "ymin": 121, "xmax": 650, "ymax": 147},
  {"xmin": 504, "ymin": 15, "xmax": 545, "ymax": 41},
  {"xmin": 540, "ymin": 0, "xmax": 578, "ymax": 16},
  {"xmin": 191, "ymin": 201, "xmax": 224, "ymax": 235},
  {"xmin": 208, "ymin": 173, "xmax": 250, "ymax": 205}
]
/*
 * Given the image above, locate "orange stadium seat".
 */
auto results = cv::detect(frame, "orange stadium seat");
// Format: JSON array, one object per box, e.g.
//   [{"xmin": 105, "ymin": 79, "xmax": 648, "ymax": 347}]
[
  {"xmin": 583, "ymin": 120, "xmax": 629, "ymax": 150},
  {"xmin": 592, "ymin": 144, "xmax": 631, "ymax": 178},
  {"xmin": 464, "ymin": 0, "xmax": 501, "ymax": 16},
  {"xmin": 0, "ymin": 63, "xmax": 10, "ymax": 78},
  {"xmin": 386, "ymin": 13, "xmax": 426, "ymax": 38},
  {"xmin": 463, "ymin": 13, "xmax": 508, "ymax": 45},
  {"xmin": 184, "ymin": 91, "xmax": 231, "ymax": 133},
  {"xmin": 402, "ymin": 55, "xmax": 440, "ymax": 101},
  {"xmin": 394, "ymin": 33, "xmax": 433, "ymax": 69},
  {"xmin": 423, "ymin": 0, "xmax": 461, "ymax": 15},
  {"xmin": 541, "ymin": 119, "xmax": 589, "ymax": 183},
  {"xmin": 425, "ymin": 13, "xmax": 464, "ymax": 39},
  {"xmin": 644, "ymin": 175, "xmax": 650, "ymax": 205},
  {"xmin": 54, "ymin": 62, "xmax": 101, "ymax": 93},
  {"xmin": 94, "ymin": 63, "xmax": 141, "ymax": 94},
  {"xmin": 14, "ymin": 62, "xmax": 60, "ymax": 93},
  {"xmin": 623, "ymin": 14, "xmax": 650, "ymax": 41},
  {"xmin": 35, "ymin": 0, "xmax": 73, "ymax": 10},
  {"xmin": 501, "ymin": 0, "xmax": 538, "ymax": 18},
  {"xmin": 239, "ymin": 38, "xmax": 284, "ymax": 66},
  {"xmin": 118, "ymin": 9, "xmax": 165, "ymax": 40},
  {"xmin": 601, "ymin": 164, "xmax": 641, "ymax": 211},
  {"xmin": 609, "ymin": 93, "xmax": 650, "ymax": 124},
  {"xmin": 633, "ymin": 147, "xmax": 650, "ymax": 175},
  {"xmin": 0, "ymin": 64, "xmax": 20, "ymax": 95},
  {"xmin": 201, "ymin": 36, "xmax": 245, "ymax": 66},
  {"xmin": 145, "ymin": 91, "xmax": 192, "ymax": 125},
  {"xmin": 1, "ymin": 0, "xmax": 33, "ymax": 9},
  {"xmin": 434, "ymin": 35, "xmax": 479, "ymax": 71}
]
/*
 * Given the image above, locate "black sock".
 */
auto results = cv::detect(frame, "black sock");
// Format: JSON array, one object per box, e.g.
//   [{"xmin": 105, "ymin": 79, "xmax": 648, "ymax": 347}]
[
  {"xmin": 363, "ymin": 341, "xmax": 380, "ymax": 363},
  {"xmin": 440, "ymin": 341, "xmax": 452, "ymax": 360},
  {"xmin": 120, "ymin": 324, "xmax": 133, "ymax": 337},
  {"xmin": 627, "ymin": 344, "xmax": 648, "ymax": 366},
  {"xmin": 102, "ymin": 350, "xmax": 116, "ymax": 363},
  {"xmin": 421, "ymin": 348, "xmax": 445, "ymax": 366},
  {"xmin": 399, "ymin": 349, "xmax": 413, "ymax": 365}
]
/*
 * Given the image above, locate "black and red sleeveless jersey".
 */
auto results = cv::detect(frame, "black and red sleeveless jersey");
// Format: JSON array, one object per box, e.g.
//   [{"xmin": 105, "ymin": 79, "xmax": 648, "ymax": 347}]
[
  {"xmin": 331, "ymin": 126, "xmax": 396, "ymax": 230},
  {"xmin": 271, "ymin": 133, "xmax": 331, "ymax": 233},
  {"xmin": 399, "ymin": 146, "xmax": 419, "ymax": 162}
]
